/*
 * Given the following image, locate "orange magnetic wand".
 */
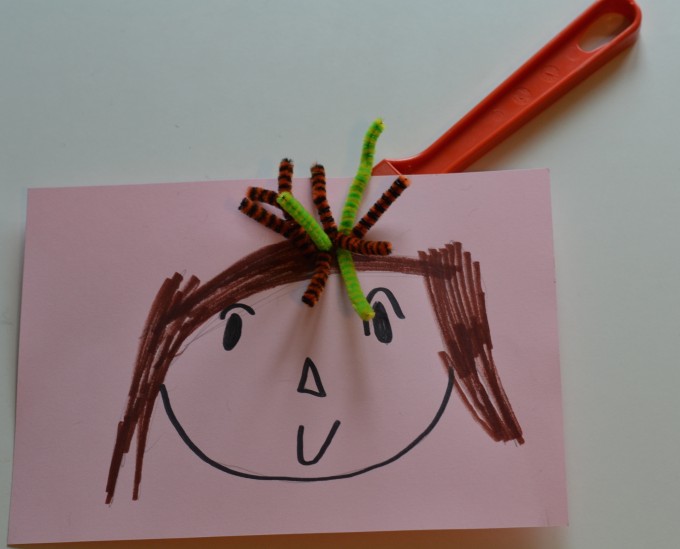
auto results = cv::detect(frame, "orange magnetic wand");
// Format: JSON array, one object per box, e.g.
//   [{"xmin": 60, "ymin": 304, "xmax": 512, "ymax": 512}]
[{"xmin": 373, "ymin": 0, "xmax": 641, "ymax": 177}]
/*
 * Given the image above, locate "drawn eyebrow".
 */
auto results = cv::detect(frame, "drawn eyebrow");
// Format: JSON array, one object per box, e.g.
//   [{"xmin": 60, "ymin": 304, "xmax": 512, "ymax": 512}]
[
  {"xmin": 365, "ymin": 287, "xmax": 405, "ymax": 319},
  {"xmin": 219, "ymin": 303, "xmax": 255, "ymax": 319}
]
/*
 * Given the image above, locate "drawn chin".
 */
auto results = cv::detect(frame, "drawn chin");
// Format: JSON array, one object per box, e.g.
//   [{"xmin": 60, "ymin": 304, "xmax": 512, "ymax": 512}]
[{"xmin": 159, "ymin": 366, "xmax": 454, "ymax": 482}]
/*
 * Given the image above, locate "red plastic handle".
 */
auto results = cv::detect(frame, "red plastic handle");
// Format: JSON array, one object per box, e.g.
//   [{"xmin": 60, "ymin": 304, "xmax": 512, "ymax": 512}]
[{"xmin": 373, "ymin": 0, "xmax": 641, "ymax": 176}]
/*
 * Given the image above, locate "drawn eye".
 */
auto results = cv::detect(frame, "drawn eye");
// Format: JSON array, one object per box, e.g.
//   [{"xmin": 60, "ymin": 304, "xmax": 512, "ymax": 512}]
[
  {"xmin": 219, "ymin": 304, "xmax": 255, "ymax": 351},
  {"xmin": 222, "ymin": 314, "xmax": 243, "ymax": 350},
  {"xmin": 362, "ymin": 288, "xmax": 405, "ymax": 345}
]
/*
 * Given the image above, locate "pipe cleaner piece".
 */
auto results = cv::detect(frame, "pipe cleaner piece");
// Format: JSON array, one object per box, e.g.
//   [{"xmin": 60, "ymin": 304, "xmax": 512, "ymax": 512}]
[
  {"xmin": 238, "ymin": 197, "xmax": 286, "ymax": 233},
  {"xmin": 339, "ymin": 118, "xmax": 384, "ymax": 235},
  {"xmin": 334, "ymin": 233, "xmax": 391, "ymax": 255},
  {"xmin": 277, "ymin": 192, "xmax": 332, "ymax": 251},
  {"xmin": 278, "ymin": 158, "xmax": 294, "ymax": 194},
  {"xmin": 337, "ymin": 249, "xmax": 374, "ymax": 320},
  {"xmin": 352, "ymin": 175, "xmax": 410, "ymax": 238},
  {"xmin": 237, "ymin": 119, "xmax": 409, "ymax": 320},
  {"xmin": 239, "ymin": 195, "xmax": 317, "ymax": 257},
  {"xmin": 302, "ymin": 251, "xmax": 332, "ymax": 307},
  {"xmin": 246, "ymin": 186, "xmax": 281, "ymax": 207},
  {"xmin": 310, "ymin": 164, "xmax": 337, "ymax": 235},
  {"xmin": 335, "ymin": 118, "xmax": 385, "ymax": 320},
  {"xmin": 278, "ymin": 158, "xmax": 294, "ymax": 219}
]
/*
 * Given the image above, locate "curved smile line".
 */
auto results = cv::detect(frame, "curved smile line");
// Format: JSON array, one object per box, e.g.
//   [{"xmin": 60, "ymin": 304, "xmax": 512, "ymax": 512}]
[
  {"xmin": 297, "ymin": 420, "xmax": 341, "ymax": 466},
  {"xmin": 159, "ymin": 365, "xmax": 454, "ymax": 482}
]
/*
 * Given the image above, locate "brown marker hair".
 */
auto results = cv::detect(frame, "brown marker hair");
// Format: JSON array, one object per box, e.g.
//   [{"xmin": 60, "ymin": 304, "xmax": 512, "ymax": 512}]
[{"xmin": 106, "ymin": 240, "xmax": 524, "ymax": 504}]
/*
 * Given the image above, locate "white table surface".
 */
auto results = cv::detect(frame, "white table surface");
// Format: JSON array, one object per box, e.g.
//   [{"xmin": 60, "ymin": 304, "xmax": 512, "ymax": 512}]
[{"xmin": 1, "ymin": 1, "xmax": 678, "ymax": 548}]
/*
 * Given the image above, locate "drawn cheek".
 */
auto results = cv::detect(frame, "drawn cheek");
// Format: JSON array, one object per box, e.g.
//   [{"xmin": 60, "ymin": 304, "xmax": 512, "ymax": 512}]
[{"xmin": 163, "ymin": 329, "xmax": 297, "ymax": 472}]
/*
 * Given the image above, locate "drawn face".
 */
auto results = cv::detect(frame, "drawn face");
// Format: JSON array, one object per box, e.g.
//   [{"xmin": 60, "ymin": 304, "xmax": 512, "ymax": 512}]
[{"xmin": 161, "ymin": 274, "xmax": 453, "ymax": 481}]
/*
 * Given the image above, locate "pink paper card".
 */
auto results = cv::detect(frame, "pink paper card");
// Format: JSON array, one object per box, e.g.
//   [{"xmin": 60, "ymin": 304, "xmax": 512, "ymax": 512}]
[{"xmin": 9, "ymin": 170, "xmax": 566, "ymax": 544}]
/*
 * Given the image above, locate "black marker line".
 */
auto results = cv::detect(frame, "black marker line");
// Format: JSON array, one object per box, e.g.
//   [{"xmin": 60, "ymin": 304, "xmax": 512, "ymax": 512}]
[
  {"xmin": 363, "ymin": 287, "xmax": 405, "ymax": 341},
  {"xmin": 371, "ymin": 301, "xmax": 392, "ymax": 344},
  {"xmin": 297, "ymin": 420, "xmax": 341, "ymax": 465},
  {"xmin": 220, "ymin": 304, "xmax": 255, "ymax": 351},
  {"xmin": 219, "ymin": 303, "xmax": 255, "ymax": 319},
  {"xmin": 365, "ymin": 287, "xmax": 405, "ymax": 319},
  {"xmin": 297, "ymin": 357, "xmax": 327, "ymax": 397},
  {"xmin": 159, "ymin": 365, "xmax": 454, "ymax": 482}
]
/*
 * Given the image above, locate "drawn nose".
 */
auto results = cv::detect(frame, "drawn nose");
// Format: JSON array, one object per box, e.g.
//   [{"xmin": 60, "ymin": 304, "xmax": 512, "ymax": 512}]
[{"xmin": 297, "ymin": 357, "xmax": 327, "ymax": 398}]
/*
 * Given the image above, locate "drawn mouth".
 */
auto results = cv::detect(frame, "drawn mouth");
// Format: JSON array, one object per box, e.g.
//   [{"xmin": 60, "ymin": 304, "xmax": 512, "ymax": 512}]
[{"xmin": 296, "ymin": 420, "xmax": 341, "ymax": 466}]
